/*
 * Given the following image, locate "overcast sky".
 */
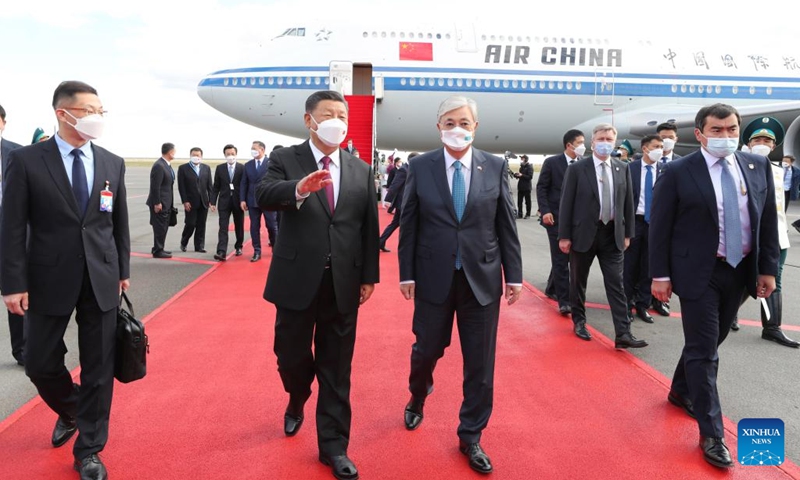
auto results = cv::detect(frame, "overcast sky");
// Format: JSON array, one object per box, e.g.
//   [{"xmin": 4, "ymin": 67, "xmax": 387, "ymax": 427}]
[{"xmin": 1, "ymin": 1, "xmax": 797, "ymax": 159}]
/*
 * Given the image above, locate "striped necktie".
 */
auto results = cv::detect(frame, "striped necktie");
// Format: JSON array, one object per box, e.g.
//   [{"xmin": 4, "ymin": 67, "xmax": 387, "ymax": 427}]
[{"xmin": 719, "ymin": 158, "xmax": 742, "ymax": 267}]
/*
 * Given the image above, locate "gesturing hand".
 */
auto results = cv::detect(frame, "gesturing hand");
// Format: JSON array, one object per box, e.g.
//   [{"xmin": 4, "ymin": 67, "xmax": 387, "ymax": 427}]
[{"xmin": 297, "ymin": 170, "xmax": 333, "ymax": 195}]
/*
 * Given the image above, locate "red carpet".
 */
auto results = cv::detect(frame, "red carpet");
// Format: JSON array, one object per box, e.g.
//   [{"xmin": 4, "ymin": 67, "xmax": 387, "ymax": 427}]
[{"xmin": 1, "ymin": 209, "xmax": 799, "ymax": 479}]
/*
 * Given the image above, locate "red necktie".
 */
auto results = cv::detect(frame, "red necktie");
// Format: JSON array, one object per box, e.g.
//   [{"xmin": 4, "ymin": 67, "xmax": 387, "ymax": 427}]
[{"xmin": 321, "ymin": 156, "xmax": 335, "ymax": 216}]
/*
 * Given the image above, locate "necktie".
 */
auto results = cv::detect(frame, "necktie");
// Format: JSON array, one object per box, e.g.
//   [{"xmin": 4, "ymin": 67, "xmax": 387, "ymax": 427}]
[
  {"xmin": 452, "ymin": 160, "xmax": 466, "ymax": 269},
  {"xmin": 229, "ymin": 165, "xmax": 234, "ymax": 181},
  {"xmin": 192, "ymin": 164, "xmax": 199, "ymax": 176},
  {"xmin": 661, "ymin": 156, "xmax": 668, "ymax": 165},
  {"xmin": 256, "ymin": 159, "xmax": 261, "ymax": 171},
  {"xmin": 71, "ymin": 149, "xmax": 89, "ymax": 217},
  {"xmin": 644, "ymin": 165, "xmax": 653, "ymax": 223},
  {"xmin": 321, "ymin": 156, "xmax": 335, "ymax": 216},
  {"xmin": 600, "ymin": 162, "xmax": 611, "ymax": 224},
  {"xmin": 720, "ymin": 158, "xmax": 742, "ymax": 267},
  {"xmin": 570, "ymin": 159, "xmax": 576, "ymax": 165}
]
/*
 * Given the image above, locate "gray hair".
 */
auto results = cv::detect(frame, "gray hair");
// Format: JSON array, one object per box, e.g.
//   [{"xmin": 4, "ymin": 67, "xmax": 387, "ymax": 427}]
[
  {"xmin": 592, "ymin": 123, "xmax": 618, "ymax": 139},
  {"xmin": 437, "ymin": 96, "xmax": 478, "ymax": 123}
]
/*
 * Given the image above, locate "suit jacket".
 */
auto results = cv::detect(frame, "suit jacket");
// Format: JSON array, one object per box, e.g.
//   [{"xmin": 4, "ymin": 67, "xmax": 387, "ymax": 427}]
[
  {"xmin": 177, "ymin": 162, "xmax": 212, "ymax": 209},
  {"xmin": 1, "ymin": 138, "xmax": 23, "ymax": 180},
  {"xmin": 536, "ymin": 153, "xmax": 573, "ymax": 224},
  {"xmin": 398, "ymin": 148, "xmax": 522, "ymax": 306},
  {"xmin": 516, "ymin": 161, "xmax": 533, "ymax": 192},
  {"xmin": 558, "ymin": 157, "xmax": 635, "ymax": 252},
  {"xmin": 628, "ymin": 159, "xmax": 665, "ymax": 213},
  {"xmin": 146, "ymin": 158, "xmax": 174, "ymax": 209},
  {"xmin": 0, "ymin": 137, "xmax": 130, "ymax": 315},
  {"xmin": 255, "ymin": 141, "xmax": 380, "ymax": 314},
  {"xmin": 789, "ymin": 164, "xmax": 800, "ymax": 202},
  {"xmin": 649, "ymin": 150, "xmax": 779, "ymax": 301},
  {"xmin": 240, "ymin": 157, "xmax": 269, "ymax": 207},
  {"xmin": 385, "ymin": 164, "xmax": 408, "ymax": 207},
  {"xmin": 211, "ymin": 162, "xmax": 244, "ymax": 209}
]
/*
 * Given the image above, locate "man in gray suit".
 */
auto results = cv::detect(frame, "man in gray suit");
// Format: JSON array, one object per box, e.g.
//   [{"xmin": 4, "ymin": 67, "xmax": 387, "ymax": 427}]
[
  {"xmin": 558, "ymin": 123, "xmax": 647, "ymax": 348},
  {"xmin": 146, "ymin": 143, "xmax": 176, "ymax": 258},
  {"xmin": 0, "ymin": 104, "xmax": 25, "ymax": 366},
  {"xmin": 398, "ymin": 96, "xmax": 522, "ymax": 474},
  {"xmin": 256, "ymin": 90, "xmax": 379, "ymax": 480}
]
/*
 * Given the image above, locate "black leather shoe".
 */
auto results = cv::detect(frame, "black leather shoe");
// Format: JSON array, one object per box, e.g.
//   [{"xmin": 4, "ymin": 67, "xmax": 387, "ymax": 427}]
[
  {"xmin": 379, "ymin": 245, "xmax": 391, "ymax": 253},
  {"xmin": 404, "ymin": 397, "xmax": 425, "ymax": 430},
  {"xmin": 250, "ymin": 253, "xmax": 261, "ymax": 262},
  {"xmin": 635, "ymin": 307, "xmax": 655, "ymax": 324},
  {"xmin": 235, "ymin": 248, "xmax": 243, "ymax": 256},
  {"xmin": 574, "ymin": 322, "xmax": 591, "ymax": 341},
  {"xmin": 284, "ymin": 399, "xmax": 305, "ymax": 437},
  {"xmin": 545, "ymin": 292, "xmax": 557, "ymax": 301},
  {"xmin": 558, "ymin": 305, "xmax": 571, "ymax": 316},
  {"xmin": 614, "ymin": 333, "xmax": 648, "ymax": 349},
  {"xmin": 459, "ymin": 441, "xmax": 493, "ymax": 474},
  {"xmin": 152, "ymin": 251, "xmax": 172, "ymax": 259},
  {"xmin": 162, "ymin": 250, "xmax": 172, "ymax": 255},
  {"xmin": 700, "ymin": 437, "xmax": 733, "ymax": 468},
  {"xmin": 762, "ymin": 329, "xmax": 800, "ymax": 348},
  {"xmin": 180, "ymin": 244, "xmax": 187, "ymax": 252},
  {"xmin": 74, "ymin": 454, "xmax": 108, "ymax": 480},
  {"xmin": 319, "ymin": 454, "xmax": 359, "ymax": 480},
  {"xmin": 730, "ymin": 318, "xmax": 740, "ymax": 331},
  {"xmin": 213, "ymin": 253, "xmax": 226, "ymax": 262},
  {"xmin": 52, "ymin": 416, "xmax": 77, "ymax": 447},
  {"xmin": 652, "ymin": 300, "xmax": 670, "ymax": 316},
  {"xmin": 195, "ymin": 248, "xmax": 207, "ymax": 253},
  {"xmin": 13, "ymin": 354, "xmax": 24, "ymax": 366},
  {"xmin": 667, "ymin": 390, "xmax": 695, "ymax": 419}
]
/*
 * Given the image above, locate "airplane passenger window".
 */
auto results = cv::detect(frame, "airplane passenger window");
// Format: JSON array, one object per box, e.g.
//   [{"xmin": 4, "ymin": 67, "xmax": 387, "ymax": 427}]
[
  {"xmin": 287, "ymin": 78, "xmax": 293, "ymax": 85},
  {"xmin": 258, "ymin": 77, "xmax": 265, "ymax": 85},
  {"xmin": 502, "ymin": 80, "xmax": 509, "ymax": 88},
  {"xmin": 240, "ymin": 77, "xmax": 246, "ymax": 85},
  {"xmin": 698, "ymin": 85, "xmax": 704, "ymax": 93},
  {"xmin": 680, "ymin": 85, "xmax": 687, "ymax": 93},
  {"xmin": 689, "ymin": 85, "xmax": 695, "ymax": 93},
  {"xmin": 558, "ymin": 81, "xmax": 564, "ymax": 89},
  {"xmin": 548, "ymin": 81, "xmax": 554, "ymax": 89},
  {"xmin": 437, "ymin": 33, "xmax": 441, "ymax": 39},
  {"xmin": 324, "ymin": 78, "xmax": 329, "ymax": 85},
  {"xmin": 250, "ymin": 78, "xmax": 256, "ymax": 86},
  {"xmin": 561, "ymin": 37, "xmax": 566, "ymax": 43},
  {"xmin": 314, "ymin": 77, "xmax": 321, "ymax": 85},
  {"xmin": 491, "ymin": 35, "xmax": 496, "ymax": 41},
  {"xmin": 526, "ymin": 36, "xmax": 531, "ymax": 42},
  {"xmin": 465, "ymin": 79, "xmax": 472, "ymax": 87},
  {"xmin": 570, "ymin": 38, "xmax": 575, "ymax": 44},
  {"xmin": 500, "ymin": 35, "xmax": 505, "ymax": 41},
  {"xmin": 268, "ymin": 77, "xmax": 274, "ymax": 85},
  {"xmin": 517, "ymin": 36, "xmax": 522, "ymax": 42},
  {"xmin": 715, "ymin": 85, "xmax": 721, "ymax": 94},
  {"xmin": 576, "ymin": 82, "xmax": 582, "ymax": 90},
  {"xmin": 543, "ymin": 37, "xmax": 548, "ymax": 43},
  {"xmin": 400, "ymin": 32, "xmax": 405, "ymax": 38},
  {"xmin": 223, "ymin": 78, "xmax": 229, "ymax": 86},
  {"xmin": 539, "ymin": 81, "xmax": 546, "ymax": 89},
  {"xmin": 438, "ymin": 78, "xmax": 444, "ymax": 86},
  {"xmin": 391, "ymin": 32, "xmax": 396, "ymax": 38},
  {"xmin": 232, "ymin": 78, "xmax": 238, "ymax": 86},
  {"xmin": 512, "ymin": 80, "xmax": 518, "ymax": 88},
  {"xmin": 552, "ymin": 37, "xmax": 557, "ymax": 43},
  {"xmin": 363, "ymin": 32, "xmax": 368, "ymax": 37},
  {"xmin": 671, "ymin": 85, "xmax": 677, "ymax": 93},
  {"xmin": 382, "ymin": 32, "xmax": 386, "ymax": 38},
  {"xmin": 567, "ymin": 82, "xmax": 573, "ymax": 90},
  {"xmin": 372, "ymin": 32, "xmax": 377, "ymax": 38},
  {"xmin": 481, "ymin": 35, "xmax": 487, "ymax": 40},
  {"xmin": 494, "ymin": 79, "xmax": 500, "ymax": 88},
  {"xmin": 535, "ymin": 37, "xmax": 540, "ymax": 42},
  {"xmin": 428, "ymin": 33, "xmax": 432, "ymax": 39},
  {"xmin": 305, "ymin": 77, "xmax": 311, "ymax": 85},
  {"xmin": 445, "ymin": 33, "xmax": 451, "ymax": 39},
  {"xmin": 766, "ymin": 87, "xmax": 772, "ymax": 95},
  {"xmin": 732, "ymin": 86, "xmax": 738, "ymax": 94},
  {"xmin": 749, "ymin": 86, "xmax": 756, "ymax": 95},
  {"xmin": 428, "ymin": 78, "xmax": 435, "ymax": 86},
  {"xmin": 456, "ymin": 79, "xmax": 463, "ymax": 87},
  {"xmin": 409, "ymin": 78, "xmax": 416, "ymax": 86},
  {"xmin": 418, "ymin": 33, "xmax": 423, "ymax": 39},
  {"xmin": 447, "ymin": 79, "xmax": 453, "ymax": 87},
  {"xmin": 401, "ymin": 78, "xmax": 407, "ymax": 86},
  {"xmin": 296, "ymin": 77, "xmax": 302, "ymax": 84},
  {"xmin": 277, "ymin": 77, "xmax": 283, "ymax": 85},
  {"xmin": 298, "ymin": 28, "xmax": 305, "ymax": 36}
]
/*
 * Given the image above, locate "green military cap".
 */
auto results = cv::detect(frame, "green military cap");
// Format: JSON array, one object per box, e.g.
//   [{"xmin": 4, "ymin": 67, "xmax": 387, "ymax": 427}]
[
  {"xmin": 31, "ymin": 127, "xmax": 48, "ymax": 144},
  {"xmin": 617, "ymin": 139, "xmax": 634, "ymax": 155},
  {"xmin": 742, "ymin": 116, "xmax": 785, "ymax": 146}
]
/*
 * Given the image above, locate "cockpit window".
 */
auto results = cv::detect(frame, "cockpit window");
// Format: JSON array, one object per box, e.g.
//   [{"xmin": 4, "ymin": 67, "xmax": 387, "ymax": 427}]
[{"xmin": 276, "ymin": 28, "xmax": 306, "ymax": 38}]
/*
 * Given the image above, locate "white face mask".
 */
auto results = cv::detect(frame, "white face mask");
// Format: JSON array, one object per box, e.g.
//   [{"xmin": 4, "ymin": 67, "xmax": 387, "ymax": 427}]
[
  {"xmin": 593, "ymin": 141, "xmax": 615, "ymax": 157},
  {"xmin": 783, "ymin": 161, "xmax": 791, "ymax": 168},
  {"xmin": 440, "ymin": 126, "xmax": 474, "ymax": 151},
  {"xmin": 750, "ymin": 144, "xmax": 772, "ymax": 157},
  {"xmin": 190, "ymin": 156, "xmax": 201, "ymax": 164},
  {"xmin": 65, "ymin": 111, "xmax": 105, "ymax": 141},
  {"xmin": 226, "ymin": 155, "xmax": 236, "ymax": 165},
  {"xmin": 251, "ymin": 149, "xmax": 260, "ymax": 159},
  {"xmin": 310, "ymin": 116, "xmax": 348, "ymax": 147},
  {"xmin": 573, "ymin": 143, "xmax": 586, "ymax": 157},
  {"xmin": 741, "ymin": 145, "xmax": 751, "ymax": 153},
  {"xmin": 647, "ymin": 148, "xmax": 664, "ymax": 162},
  {"xmin": 661, "ymin": 138, "xmax": 676, "ymax": 151},
  {"xmin": 702, "ymin": 135, "xmax": 738, "ymax": 158}
]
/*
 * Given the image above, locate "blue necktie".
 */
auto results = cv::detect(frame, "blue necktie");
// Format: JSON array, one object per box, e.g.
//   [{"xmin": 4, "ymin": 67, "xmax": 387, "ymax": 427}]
[
  {"xmin": 661, "ymin": 156, "xmax": 668, "ymax": 164},
  {"xmin": 71, "ymin": 149, "xmax": 89, "ymax": 217},
  {"xmin": 229, "ymin": 165, "xmax": 234, "ymax": 181},
  {"xmin": 720, "ymin": 158, "xmax": 742, "ymax": 267},
  {"xmin": 644, "ymin": 165, "xmax": 653, "ymax": 223},
  {"xmin": 452, "ymin": 161, "xmax": 466, "ymax": 269}
]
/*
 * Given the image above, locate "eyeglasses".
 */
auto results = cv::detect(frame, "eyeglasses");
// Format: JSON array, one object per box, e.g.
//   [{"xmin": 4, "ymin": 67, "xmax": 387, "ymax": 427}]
[{"xmin": 63, "ymin": 107, "xmax": 108, "ymax": 117}]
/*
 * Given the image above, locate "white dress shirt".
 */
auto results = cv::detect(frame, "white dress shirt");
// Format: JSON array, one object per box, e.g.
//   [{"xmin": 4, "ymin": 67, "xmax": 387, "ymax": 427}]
[
  {"xmin": 593, "ymin": 155, "xmax": 614, "ymax": 221},
  {"xmin": 636, "ymin": 160, "xmax": 658, "ymax": 216},
  {"xmin": 699, "ymin": 148, "xmax": 752, "ymax": 259},
  {"xmin": 444, "ymin": 147, "xmax": 473, "ymax": 197}
]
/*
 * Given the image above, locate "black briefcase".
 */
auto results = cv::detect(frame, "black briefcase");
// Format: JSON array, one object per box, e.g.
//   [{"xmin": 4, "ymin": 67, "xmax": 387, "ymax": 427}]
[
  {"xmin": 115, "ymin": 291, "xmax": 148, "ymax": 383},
  {"xmin": 168, "ymin": 207, "xmax": 178, "ymax": 227}
]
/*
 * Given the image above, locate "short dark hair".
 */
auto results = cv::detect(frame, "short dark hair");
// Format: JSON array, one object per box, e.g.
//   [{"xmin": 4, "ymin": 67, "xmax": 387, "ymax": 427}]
[
  {"xmin": 784, "ymin": 154, "xmax": 796, "ymax": 163},
  {"xmin": 190, "ymin": 147, "xmax": 203, "ymax": 156},
  {"xmin": 52, "ymin": 81, "xmax": 98, "ymax": 109},
  {"xmin": 0, "ymin": 104, "xmax": 6, "ymax": 121},
  {"xmin": 272, "ymin": 144, "xmax": 283, "ymax": 151},
  {"xmin": 408, "ymin": 152, "xmax": 420, "ymax": 159},
  {"xmin": 656, "ymin": 122, "xmax": 678, "ymax": 134},
  {"xmin": 520, "ymin": 154, "xmax": 529, "ymax": 161},
  {"xmin": 640, "ymin": 134, "xmax": 662, "ymax": 149},
  {"xmin": 162, "ymin": 142, "xmax": 175, "ymax": 155},
  {"xmin": 695, "ymin": 103, "xmax": 741, "ymax": 132},
  {"xmin": 563, "ymin": 129, "xmax": 584, "ymax": 148},
  {"xmin": 223, "ymin": 144, "xmax": 237, "ymax": 154},
  {"xmin": 394, "ymin": 156, "xmax": 402, "ymax": 163},
  {"xmin": 305, "ymin": 90, "xmax": 348, "ymax": 113},
  {"xmin": 252, "ymin": 141, "xmax": 266, "ymax": 150}
]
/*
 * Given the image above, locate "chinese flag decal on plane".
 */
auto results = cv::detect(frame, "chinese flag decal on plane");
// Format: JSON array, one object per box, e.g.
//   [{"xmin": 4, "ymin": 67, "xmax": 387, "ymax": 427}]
[{"xmin": 399, "ymin": 42, "xmax": 433, "ymax": 61}]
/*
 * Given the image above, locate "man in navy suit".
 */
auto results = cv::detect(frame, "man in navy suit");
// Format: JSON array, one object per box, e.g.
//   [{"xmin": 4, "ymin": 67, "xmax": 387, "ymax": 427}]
[
  {"xmin": 536, "ymin": 129, "xmax": 584, "ymax": 315},
  {"xmin": 623, "ymin": 135, "xmax": 664, "ymax": 324},
  {"xmin": 0, "ymin": 104, "xmax": 26, "ymax": 366},
  {"xmin": 378, "ymin": 153, "xmax": 413, "ymax": 252},
  {"xmin": 211, "ymin": 144, "xmax": 245, "ymax": 261},
  {"xmin": 398, "ymin": 96, "xmax": 522, "ymax": 474},
  {"xmin": 240, "ymin": 141, "xmax": 277, "ymax": 262},
  {"xmin": 177, "ymin": 147, "xmax": 213, "ymax": 253},
  {"xmin": 784, "ymin": 154, "xmax": 800, "ymax": 214},
  {"xmin": 650, "ymin": 103, "xmax": 779, "ymax": 468}
]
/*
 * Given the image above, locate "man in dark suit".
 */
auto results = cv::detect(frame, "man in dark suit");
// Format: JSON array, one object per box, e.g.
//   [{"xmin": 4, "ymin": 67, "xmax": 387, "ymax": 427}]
[
  {"xmin": 650, "ymin": 122, "xmax": 683, "ymax": 316},
  {"xmin": 623, "ymin": 135, "xmax": 664, "ymax": 325},
  {"xmin": 146, "ymin": 143, "xmax": 175, "ymax": 258},
  {"xmin": 398, "ymin": 96, "xmax": 522, "ymax": 474},
  {"xmin": 256, "ymin": 90, "xmax": 379, "ymax": 480},
  {"xmin": 558, "ymin": 123, "xmax": 647, "ymax": 349},
  {"xmin": 211, "ymin": 144, "xmax": 245, "ymax": 261},
  {"xmin": 241, "ymin": 141, "xmax": 278, "ymax": 262},
  {"xmin": 784, "ymin": 154, "xmax": 800, "ymax": 213},
  {"xmin": 378, "ymin": 154, "xmax": 413, "ymax": 252},
  {"xmin": 177, "ymin": 147, "xmax": 213, "ymax": 253},
  {"xmin": 1, "ymin": 81, "xmax": 130, "ymax": 480},
  {"xmin": 536, "ymin": 129, "xmax": 585, "ymax": 315},
  {"xmin": 650, "ymin": 104, "xmax": 779, "ymax": 468},
  {"xmin": 385, "ymin": 156, "xmax": 401, "ymax": 214},
  {"xmin": 514, "ymin": 154, "xmax": 533, "ymax": 219},
  {"xmin": 0, "ymin": 104, "xmax": 26, "ymax": 366}
]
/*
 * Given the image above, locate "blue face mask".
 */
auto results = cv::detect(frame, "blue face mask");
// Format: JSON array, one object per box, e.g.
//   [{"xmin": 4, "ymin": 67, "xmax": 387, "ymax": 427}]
[
  {"xmin": 593, "ymin": 141, "xmax": 615, "ymax": 156},
  {"xmin": 702, "ymin": 135, "xmax": 739, "ymax": 158}
]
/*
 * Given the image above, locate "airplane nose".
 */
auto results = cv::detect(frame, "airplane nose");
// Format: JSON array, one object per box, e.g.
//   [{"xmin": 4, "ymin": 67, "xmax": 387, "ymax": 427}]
[{"xmin": 197, "ymin": 80, "xmax": 214, "ymax": 108}]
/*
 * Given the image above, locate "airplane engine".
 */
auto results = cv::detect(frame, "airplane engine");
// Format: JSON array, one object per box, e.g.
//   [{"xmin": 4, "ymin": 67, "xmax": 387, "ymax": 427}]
[{"xmin": 783, "ymin": 115, "xmax": 800, "ymax": 160}]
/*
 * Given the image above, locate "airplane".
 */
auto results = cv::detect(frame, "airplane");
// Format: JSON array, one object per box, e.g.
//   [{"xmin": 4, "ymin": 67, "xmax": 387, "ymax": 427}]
[{"xmin": 196, "ymin": 22, "xmax": 800, "ymax": 159}]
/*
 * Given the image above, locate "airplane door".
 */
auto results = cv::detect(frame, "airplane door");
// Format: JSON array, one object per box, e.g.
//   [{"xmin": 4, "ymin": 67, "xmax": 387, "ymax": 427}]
[
  {"xmin": 594, "ymin": 70, "xmax": 614, "ymax": 105},
  {"xmin": 329, "ymin": 61, "xmax": 353, "ymax": 96},
  {"xmin": 455, "ymin": 23, "xmax": 477, "ymax": 53}
]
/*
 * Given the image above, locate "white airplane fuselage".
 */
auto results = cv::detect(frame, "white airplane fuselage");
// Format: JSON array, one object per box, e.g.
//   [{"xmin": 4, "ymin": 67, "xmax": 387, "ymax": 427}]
[{"xmin": 198, "ymin": 24, "xmax": 800, "ymax": 156}]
